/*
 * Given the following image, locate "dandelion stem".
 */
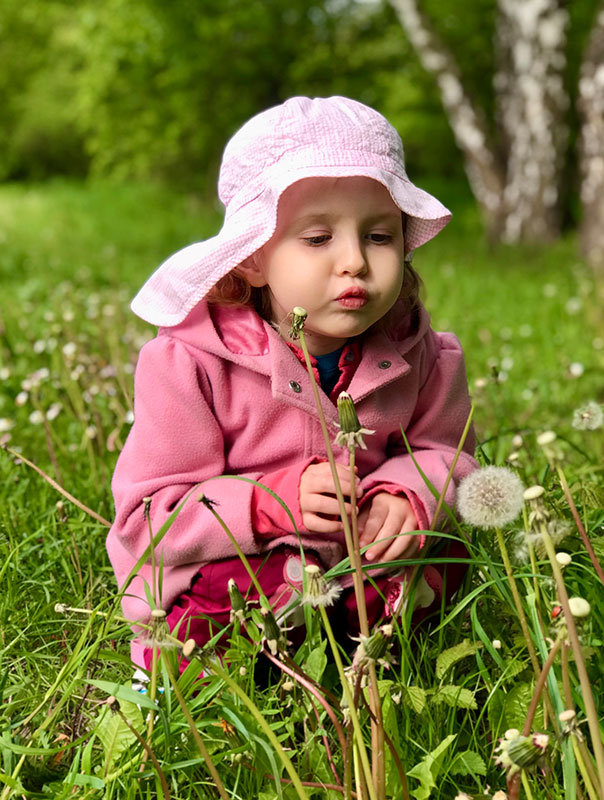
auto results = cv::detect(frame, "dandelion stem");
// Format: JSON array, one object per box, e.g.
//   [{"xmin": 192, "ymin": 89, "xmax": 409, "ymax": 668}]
[
  {"xmin": 318, "ymin": 605, "xmax": 378, "ymax": 800},
  {"xmin": 161, "ymin": 653, "xmax": 230, "ymax": 800},
  {"xmin": 3, "ymin": 444, "xmax": 111, "ymax": 526},
  {"xmin": 494, "ymin": 529, "xmax": 544, "ymax": 680},
  {"xmin": 199, "ymin": 653, "xmax": 312, "ymax": 800},
  {"xmin": 111, "ymin": 701, "xmax": 170, "ymax": 799},
  {"xmin": 521, "ymin": 634, "xmax": 563, "ymax": 736},
  {"xmin": 540, "ymin": 529, "xmax": 604, "ymax": 797},
  {"xmin": 200, "ymin": 497, "xmax": 268, "ymax": 605},
  {"xmin": 555, "ymin": 464, "xmax": 604, "ymax": 587}
]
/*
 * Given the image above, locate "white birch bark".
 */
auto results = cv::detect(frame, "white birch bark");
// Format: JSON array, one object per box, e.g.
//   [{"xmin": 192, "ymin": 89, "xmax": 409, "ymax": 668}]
[
  {"xmin": 388, "ymin": 0, "xmax": 506, "ymax": 238},
  {"xmin": 389, "ymin": 0, "xmax": 568, "ymax": 243},
  {"xmin": 495, "ymin": 0, "xmax": 569, "ymax": 242},
  {"xmin": 578, "ymin": 4, "xmax": 604, "ymax": 271}
]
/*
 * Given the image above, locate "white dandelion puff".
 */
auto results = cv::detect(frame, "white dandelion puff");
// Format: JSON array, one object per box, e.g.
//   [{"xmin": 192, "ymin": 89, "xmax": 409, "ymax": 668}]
[
  {"xmin": 457, "ymin": 467, "xmax": 525, "ymax": 529},
  {"xmin": 301, "ymin": 564, "xmax": 342, "ymax": 607},
  {"xmin": 572, "ymin": 401, "xmax": 603, "ymax": 431}
]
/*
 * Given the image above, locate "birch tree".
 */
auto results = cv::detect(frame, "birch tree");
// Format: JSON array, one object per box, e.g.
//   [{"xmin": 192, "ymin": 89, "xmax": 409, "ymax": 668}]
[
  {"xmin": 388, "ymin": 0, "xmax": 569, "ymax": 244},
  {"xmin": 577, "ymin": 3, "xmax": 604, "ymax": 271}
]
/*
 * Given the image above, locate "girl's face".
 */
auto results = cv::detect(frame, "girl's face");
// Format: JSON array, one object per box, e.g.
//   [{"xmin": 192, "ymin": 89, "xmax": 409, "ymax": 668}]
[{"xmin": 242, "ymin": 176, "xmax": 405, "ymax": 355}]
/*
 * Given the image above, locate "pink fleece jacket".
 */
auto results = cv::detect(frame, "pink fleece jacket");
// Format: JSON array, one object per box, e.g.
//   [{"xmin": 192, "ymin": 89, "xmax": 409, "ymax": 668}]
[{"xmin": 107, "ymin": 299, "xmax": 477, "ymax": 641}]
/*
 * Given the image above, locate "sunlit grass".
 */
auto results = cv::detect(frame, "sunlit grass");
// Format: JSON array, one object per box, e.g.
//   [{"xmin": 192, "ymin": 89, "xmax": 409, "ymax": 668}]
[{"xmin": 0, "ymin": 179, "xmax": 602, "ymax": 799}]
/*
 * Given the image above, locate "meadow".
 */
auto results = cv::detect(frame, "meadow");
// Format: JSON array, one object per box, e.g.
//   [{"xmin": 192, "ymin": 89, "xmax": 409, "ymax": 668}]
[{"xmin": 0, "ymin": 179, "xmax": 603, "ymax": 799}]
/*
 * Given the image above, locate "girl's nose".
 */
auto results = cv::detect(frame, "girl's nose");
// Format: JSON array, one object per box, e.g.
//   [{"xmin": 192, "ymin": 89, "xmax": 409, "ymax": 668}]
[{"xmin": 336, "ymin": 236, "xmax": 367, "ymax": 276}]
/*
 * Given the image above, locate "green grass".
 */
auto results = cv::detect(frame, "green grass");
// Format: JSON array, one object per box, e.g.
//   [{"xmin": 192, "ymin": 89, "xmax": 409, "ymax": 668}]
[{"xmin": 0, "ymin": 179, "xmax": 603, "ymax": 799}]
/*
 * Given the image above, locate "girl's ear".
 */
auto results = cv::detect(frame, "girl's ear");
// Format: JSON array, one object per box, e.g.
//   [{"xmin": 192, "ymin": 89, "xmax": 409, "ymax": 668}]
[{"xmin": 236, "ymin": 254, "xmax": 267, "ymax": 288}]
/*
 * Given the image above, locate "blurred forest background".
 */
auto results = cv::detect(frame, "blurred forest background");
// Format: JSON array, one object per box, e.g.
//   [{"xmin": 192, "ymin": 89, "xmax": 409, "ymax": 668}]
[{"xmin": 3, "ymin": 0, "xmax": 604, "ymax": 265}]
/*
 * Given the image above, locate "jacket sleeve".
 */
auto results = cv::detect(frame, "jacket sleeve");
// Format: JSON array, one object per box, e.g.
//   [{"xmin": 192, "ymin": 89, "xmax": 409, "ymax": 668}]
[
  {"xmin": 107, "ymin": 335, "xmax": 268, "ymax": 572},
  {"xmin": 360, "ymin": 329, "xmax": 477, "ymax": 530}
]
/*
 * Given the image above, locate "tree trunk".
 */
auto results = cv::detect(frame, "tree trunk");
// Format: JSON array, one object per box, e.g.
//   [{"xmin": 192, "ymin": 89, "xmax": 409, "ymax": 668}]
[
  {"xmin": 389, "ymin": 0, "xmax": 568, "ymax": 244},
  {"xmin": 388, "ymin": 0, "xmax": 506, "ymax": 240},
  {"xmin": 578, "ymin": 3, "xmax": 604, "ymax": 274},
  {"xmin": 495, "ymin": 0, "xmax": 569, "ymax": 243}
]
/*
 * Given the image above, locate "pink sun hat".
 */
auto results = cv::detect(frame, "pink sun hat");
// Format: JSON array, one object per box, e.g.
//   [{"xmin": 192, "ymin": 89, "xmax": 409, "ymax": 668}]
[{"xmin": 131, "ymin": 96, "xmax": 452, "ymax": 327}]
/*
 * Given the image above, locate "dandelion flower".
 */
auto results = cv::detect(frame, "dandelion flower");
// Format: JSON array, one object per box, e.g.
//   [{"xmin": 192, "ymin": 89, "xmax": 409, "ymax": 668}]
[
  {"xmin": 457, "ymin": 467, "xmax": 525, "ymax": 529},
  {"xmin": 572, "ymin": 401, "xmax": 603, "ymax": 431}
]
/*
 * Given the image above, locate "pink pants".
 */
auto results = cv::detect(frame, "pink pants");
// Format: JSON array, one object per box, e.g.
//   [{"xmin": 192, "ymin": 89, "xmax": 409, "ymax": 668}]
[{"xmin": 142, "ymin": 542, "xmax": 468, "ymax": 670}]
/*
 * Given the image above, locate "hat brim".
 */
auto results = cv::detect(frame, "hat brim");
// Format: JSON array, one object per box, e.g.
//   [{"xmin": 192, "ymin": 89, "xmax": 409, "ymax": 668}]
[{"xmin": 131, "ymin": 166, "xmax": 450, "ymax": 326}]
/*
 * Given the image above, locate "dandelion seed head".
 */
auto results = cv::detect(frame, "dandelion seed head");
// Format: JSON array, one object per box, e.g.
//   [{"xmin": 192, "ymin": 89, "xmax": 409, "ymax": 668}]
[
  {"xmin": 559, "ymin": 709, "xmax": 576, "ymax": 723},
  {"xmin": 512, "ymin": 434, "xmax": 524, "ymax": 448},
  {"xmin": 492, "ymin": 639, "xmax": 502, "ymax": 649},
  {"xmin": 457, "ymin": 467, "xmax": 525, "ymax": 529},
  {"xmin": 572, "ymin": 401, "xmax": 603, "ymax": 431},
  {"xmin": 301, "ymin": 564, "xmax": 342, "ymax": 607},
  {"xmin": 568, "ymin": 362, "xmax": 584, "ymax": 378}
]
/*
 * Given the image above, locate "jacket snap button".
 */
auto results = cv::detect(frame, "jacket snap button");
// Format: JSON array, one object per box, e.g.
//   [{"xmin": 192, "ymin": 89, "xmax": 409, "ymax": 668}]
[
  {"xmin": 345, "ymin": 351, "xmax": 355, "ymax": 362},
  {"xmin": 378, "ymin": 360, "xmax": 391, "ymax": 369},
  {"xmin": 289, "ymin": 380, "xmax": 302, "ymax": 393}
]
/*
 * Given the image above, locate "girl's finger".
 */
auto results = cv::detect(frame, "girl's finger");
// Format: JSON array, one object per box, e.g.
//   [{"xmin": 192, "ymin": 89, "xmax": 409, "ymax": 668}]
[{"xmin": 302, "ymin": 513, "xmax": 345, "ymax": 534}]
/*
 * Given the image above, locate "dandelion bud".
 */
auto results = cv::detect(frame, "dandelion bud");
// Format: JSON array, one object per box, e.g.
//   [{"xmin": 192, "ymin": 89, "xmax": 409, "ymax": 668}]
[
  {"xmin": 335, "ymin": 391, "xmax": 374, "ymax": 450},
  {"xmin": 537, "ymin": 431, "xmax": 557, "ymax": 446},
  {"xmin": 457, "ymin": 466, "xmax": 525, "ymax": 529},
  {"xmin": 492, "ymin": 639, "xmax": 502, "ymax": 650},
  {"xmin": 512, "ymin": 434, "xmax": 524, "ymax": 448},
  {"xmin": 555, "ymin": 552, "xmax": 571, "ymax": 568},
  {"xmin": 288, "ymin": 307, "xmax": 307, "ymax": 340},
  {"xmin": 495, "ymin": 730, "xmax": 549, "ymax": 775},
  {"xmin": 282, "ymin": 680, "xmax": 295, "ymax": 692},
  {"xmin": 568, "ymin": 597, "xmax": 591, "ymax": 618},
  {"xmin": 352, "ymin": 624, "xmax": 393, "ymax": 671},
  {"xmin": 492, "ymin": 792, "xmax": 508, "ymax": 800},
  {"xmin": 142, "ymin": 496, "xmax": 152, "ymax": 520},
  {"xmin": 337, "ymin": 392, "xmax": 361, "ymax": 433},
  {"xmin": 106, "ymin": 695, "xmax": 120, "ymax": 712},
  {"xmin": 239, "ymin": 666, "xmax": 247, "ymax": 676},
  {"xmin": 182, "ymin": 638, "xmax": 199, "ymax": 660},
  {"xmin": 228, "ymin": 578, "xmax": 247, "ymax": 622},
  {"xmin": 261, "ymin": 607, "xmax": 284, "ymax": 656},
  {"xmin": 301, "ymin": 564, "xmax": 342, "ymax": 607},
  {"xmin": 54, "ymin": 602, "xmax": 68, "ymax": 614},
  {"xmin": 454, "ymin": 793, "xmax": 472, "ymax": 800},
  {"xmin": 559, "ymin": 709, "xmax": 576, "ymax": 723}
]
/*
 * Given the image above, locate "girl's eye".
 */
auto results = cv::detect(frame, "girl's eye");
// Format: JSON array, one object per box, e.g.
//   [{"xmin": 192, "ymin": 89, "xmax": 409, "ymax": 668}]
[
  {"xmin": 303, "ymin": 235, "xmax": 330, "ymax": 246},
  {"xmin": 367, "ymin": 233, "xmax": 393, "ymax": 244}
]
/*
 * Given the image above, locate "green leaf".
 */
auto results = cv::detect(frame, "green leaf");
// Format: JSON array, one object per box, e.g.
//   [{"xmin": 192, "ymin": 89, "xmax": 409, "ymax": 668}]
[
  {"xmin": 94, "ymin": 699, "xmax": 144, "ymax": 772},
  {"xmin": 435, "ymin": 639, "xmax": 477, "ymax": 680},
  {"xmin": 431, "ymin": 685, "xmax": 477, "ymax": 710},
  {"xmin": 403, "ymin": 685, "xmax": 427, "ymax": 714},
  {"xmin": 86, "ymin": 678, "xmax": 157, "ymax": 711},
  {"xmin": 303, "ymin": 641, "xmax": 327, "ymax": 684},
  {"xmin": 407, "ymin": 735, "xmax": 457, "ymax": 800},
  {"xmin": 449, "ymin": 749, "xmax": 486, "ymax": 777},
  {"xmin": 495, "ymin": 682, "xmax": 543, "ymax": 733}
]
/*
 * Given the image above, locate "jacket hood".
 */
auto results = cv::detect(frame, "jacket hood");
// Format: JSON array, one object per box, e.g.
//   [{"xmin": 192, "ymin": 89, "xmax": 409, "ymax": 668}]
[{"xmin": 159, "ymin": 299, "xmax": 432, "ymax": 365}]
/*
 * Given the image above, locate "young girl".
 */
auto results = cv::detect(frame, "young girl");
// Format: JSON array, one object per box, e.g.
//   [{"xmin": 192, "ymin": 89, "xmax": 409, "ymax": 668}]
[{"xmin": 106, "ymin": 96, "xmax": 477, "ymax": 669}]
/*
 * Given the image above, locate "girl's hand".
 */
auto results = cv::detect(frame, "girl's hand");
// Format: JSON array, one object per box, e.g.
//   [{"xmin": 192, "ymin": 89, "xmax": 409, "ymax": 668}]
[
  {"xmin": 358, "ymin": 493, "xmax": 420, "ymax": 562},
  {"xmin": 300, "ymin": 461, "xmax": 362, "ymax": 533}
]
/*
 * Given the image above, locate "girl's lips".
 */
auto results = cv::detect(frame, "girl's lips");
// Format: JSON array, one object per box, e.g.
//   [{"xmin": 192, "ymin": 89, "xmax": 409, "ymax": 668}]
[{"xmin": 336, "ymin": 287, "xmax": 368, "ymax": 308}]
